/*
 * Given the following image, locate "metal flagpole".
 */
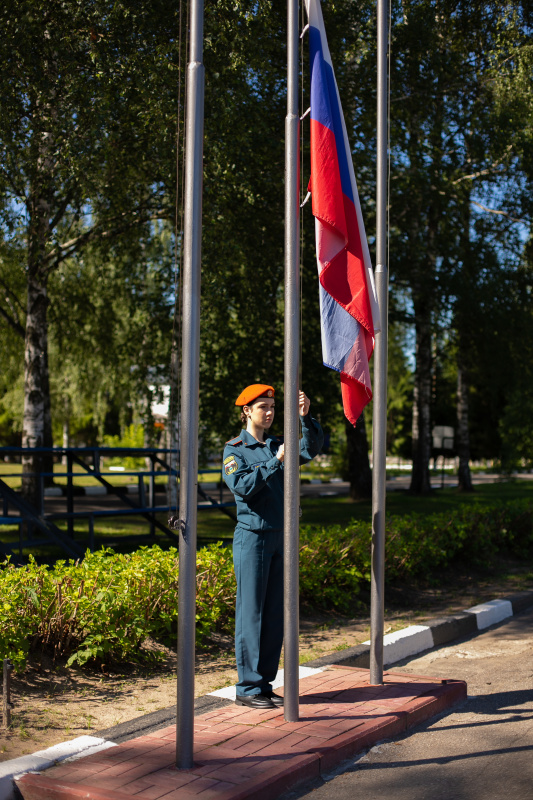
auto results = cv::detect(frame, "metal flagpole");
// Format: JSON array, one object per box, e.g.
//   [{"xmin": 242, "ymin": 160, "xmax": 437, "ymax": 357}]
[
  {"xmin": 370, "ymin": 0, "xmax": 389, "ymax": 686},
  {"xmin": 284, "ymin": 0, "xmax": 301, "ymax": 723},
  {"xmin": 176, "ymin": 0, "xmax": 205, "ymax": 769}
]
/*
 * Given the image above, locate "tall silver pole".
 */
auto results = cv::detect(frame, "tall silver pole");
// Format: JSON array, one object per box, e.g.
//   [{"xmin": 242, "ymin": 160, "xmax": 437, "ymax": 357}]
[
  {"xmin": 176, "ymin": 0, "xmax": 205, "ymax": 769},
  {"xmin": 284, "ymin": 0, "xmax": 300, "ymax": 723},
  {"xmin": 370, "ymin": 0, "xmax": 389, "ymax": 686}
]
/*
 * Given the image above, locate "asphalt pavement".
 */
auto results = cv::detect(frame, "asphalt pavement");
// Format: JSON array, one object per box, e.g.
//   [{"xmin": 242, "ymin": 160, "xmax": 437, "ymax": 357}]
[{"xmin": 282, "ymin": 605, "xmax": 533, "ymax": 800}]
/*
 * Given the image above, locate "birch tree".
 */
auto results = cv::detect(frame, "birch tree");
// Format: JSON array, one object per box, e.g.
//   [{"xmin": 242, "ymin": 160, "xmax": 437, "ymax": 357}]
[{"xmin": 0, "ymin": 0, "xmax": 180, "ymax": 503}]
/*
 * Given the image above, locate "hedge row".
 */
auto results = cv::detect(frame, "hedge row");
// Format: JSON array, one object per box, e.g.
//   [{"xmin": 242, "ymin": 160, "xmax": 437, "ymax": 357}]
[
  {"xmin": 299, "ymin": 499, "xmax": 533, "ymax": 614},
  {"xmin": 1, "ymin": 500, "xmax": 531, "ymax": 670},
  {"xmin": 0, "ymin": 545, "xmax": 235, "ymax": 671}
]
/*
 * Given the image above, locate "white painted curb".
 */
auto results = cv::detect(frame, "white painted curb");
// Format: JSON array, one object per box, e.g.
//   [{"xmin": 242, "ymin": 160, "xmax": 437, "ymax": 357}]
[
  {"xmin": 43, "ymin": 487, "xmax": 63, "ymax": 497},
  {"xmin": 364, "ymin": 625, "xmax": 435, "ymax": 666},
  {"xmin": 43, "ymin": 484, "xmax": 144, "ymax": 497},
  {"xmin": 0, "ymin": 737, "xmax": 115, "ymax": 800},
  {"xmin": 33, "ymin": 736, "xmax": 117, "ymax": 763},
  {"xmin": 83, "ymin": 485, "xmax": 108, "ymax": 496},
  {"xmin": 465, "ymin": 599, "xmax": 513, "ymax": 630}
]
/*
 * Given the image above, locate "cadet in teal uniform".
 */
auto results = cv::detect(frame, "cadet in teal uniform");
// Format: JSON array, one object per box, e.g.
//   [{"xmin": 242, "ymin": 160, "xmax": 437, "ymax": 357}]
[{"xmin": 223, "ymin": 384, "xmax": 324, "ymax": 709}]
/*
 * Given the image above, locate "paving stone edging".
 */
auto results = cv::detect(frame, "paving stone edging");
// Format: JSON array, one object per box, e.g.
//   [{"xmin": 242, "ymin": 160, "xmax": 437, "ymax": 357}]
[{"xmin": 1, "ymin": 589, "xmax": 532, "ymax": 800}]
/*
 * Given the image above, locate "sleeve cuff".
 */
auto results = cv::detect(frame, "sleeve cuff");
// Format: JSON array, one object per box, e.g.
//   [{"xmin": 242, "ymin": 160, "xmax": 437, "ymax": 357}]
[{"xmin": 266, "ymin": 456, "xmax": 282, "ymax": 471}]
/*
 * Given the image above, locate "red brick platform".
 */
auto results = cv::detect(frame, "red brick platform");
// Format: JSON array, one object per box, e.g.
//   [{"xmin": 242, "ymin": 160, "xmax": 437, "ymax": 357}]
[{"xmin": 16, "ymin": 666, "xmax": 466, "ymax": 800}]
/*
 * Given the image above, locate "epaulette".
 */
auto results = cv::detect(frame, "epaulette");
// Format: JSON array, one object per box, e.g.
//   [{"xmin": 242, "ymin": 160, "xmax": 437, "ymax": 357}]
[{"xmin": 224, "ymin": 436, "xmax": 243, "ymax": 446}]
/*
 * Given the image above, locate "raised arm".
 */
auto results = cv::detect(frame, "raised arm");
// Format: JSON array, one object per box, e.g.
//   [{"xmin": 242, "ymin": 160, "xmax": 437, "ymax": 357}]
[{"xmin": 298, "ymin": 391, "xmax": 324, "ymax": 462}]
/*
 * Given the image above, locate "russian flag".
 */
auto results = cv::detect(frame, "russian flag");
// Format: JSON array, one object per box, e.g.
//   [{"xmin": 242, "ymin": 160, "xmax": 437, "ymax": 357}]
[{"xmin": 305, "ymin": 0, "xmax": 380, "ymax": 425}]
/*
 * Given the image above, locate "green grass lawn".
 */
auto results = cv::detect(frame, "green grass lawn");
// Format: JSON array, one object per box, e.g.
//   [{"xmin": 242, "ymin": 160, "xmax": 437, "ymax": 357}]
[
  {"xmin": 193, "ymin": 479, "xmax": 533, "ymax": 540},
  {"xmin": 2, "ymin": 473, "xmax": 532, "ymax": 563},
  {"xmin": 302, "ymin": 478, "xmax": 533, "ymax": 525}
]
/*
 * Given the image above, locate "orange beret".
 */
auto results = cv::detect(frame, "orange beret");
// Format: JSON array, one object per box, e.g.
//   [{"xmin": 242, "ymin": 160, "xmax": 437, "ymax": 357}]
[{"xmin": 235, "ymin": 384, "xmax": 275, "ymax": 407}]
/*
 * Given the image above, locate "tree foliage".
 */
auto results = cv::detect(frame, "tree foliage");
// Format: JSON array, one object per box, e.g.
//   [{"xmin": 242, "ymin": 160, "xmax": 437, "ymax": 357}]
[
  {"xmin": 0, "ymin": 0, "xmax": 531, "ymax": 490},
  {"xmin": 385, "ymin": 0, "xmax": 533, "ymax": 488},
  {"xmin": 0, "ymin": 0, "xmax": 181, "ymax": 490}
]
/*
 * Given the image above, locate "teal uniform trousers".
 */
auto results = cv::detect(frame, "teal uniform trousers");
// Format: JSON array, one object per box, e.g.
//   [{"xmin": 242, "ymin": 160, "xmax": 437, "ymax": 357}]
[{"xmin": 223, "ymin": 414, "xmax": 323, "ymax": 696}]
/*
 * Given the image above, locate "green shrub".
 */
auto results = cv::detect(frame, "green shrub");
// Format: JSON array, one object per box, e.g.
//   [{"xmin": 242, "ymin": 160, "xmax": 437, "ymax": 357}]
[
  {"xmin": 1, "ymin": 500, "xmax": 531, "ymax": 670},
  {"xmin": 299, "ymin": 500, "xmax": 533, "ymax": 611},
  {"xmin": 196, "ymin": 543, "xmax": 236, "ymax": 640},
  {"xmin": 102, "ymin": 424, "xmax": 146, "ymax": 469},
  {"xmin": 299, "ymin": 523, "xmax": 371, "ymax": 614},
  {"xmin": 0, "ymin": 544, "xmax": 235, "ymax": 671},
  {"xmin": 0, "ymin": 556, "xmax": 54, "ymax": 670}
]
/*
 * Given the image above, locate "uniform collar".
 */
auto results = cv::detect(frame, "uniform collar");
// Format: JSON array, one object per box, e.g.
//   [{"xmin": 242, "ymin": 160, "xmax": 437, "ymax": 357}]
[{"xmin": 240, "ymin": 428, "xmax": 278, "ymax": 448}]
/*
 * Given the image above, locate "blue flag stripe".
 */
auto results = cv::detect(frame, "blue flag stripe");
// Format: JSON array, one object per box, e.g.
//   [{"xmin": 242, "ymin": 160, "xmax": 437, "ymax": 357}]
[{"xmin": 309, "ymin": 25, "xmax": 354, "ymax": 204}]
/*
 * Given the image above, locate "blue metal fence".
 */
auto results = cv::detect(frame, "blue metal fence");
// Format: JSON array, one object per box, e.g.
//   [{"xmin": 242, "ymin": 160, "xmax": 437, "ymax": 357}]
[{"xmin": 0, "ymin": 446, "xmax": 235, "ymax": 561}]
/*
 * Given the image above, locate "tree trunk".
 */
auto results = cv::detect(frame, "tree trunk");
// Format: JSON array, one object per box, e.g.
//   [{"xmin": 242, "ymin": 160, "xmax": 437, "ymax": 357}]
[
  {"xmin": 167, "ymin": 333, "xmax": 180, "ymax": 509},
  {"xmin": 345, "ymin": 414, "xmax": 372, "ymax": 499},
  {"xmin": 410, "ymin": 303, "xmax": 432, "ymax": 493},
  {"xmin": 143, "ymin": 385, "xmax": 154, "ymax": 470},
  {"xmin": 62, "ymin": 393, "xmax": 70, "ymax": 466},
  {"xmin": 21, "ymin": 89, "xmax": 56, "ymax": 507},
  {"xmin": 456, "ymin": 344, "xmax": 474, "ymax": 492},
  {"xmin": 21, "ymin": 272, "xmax": 53, "ymax": 507},
  {"xmin": 455, "ymin": 193, "xmax": 474, "ymax": 492}
]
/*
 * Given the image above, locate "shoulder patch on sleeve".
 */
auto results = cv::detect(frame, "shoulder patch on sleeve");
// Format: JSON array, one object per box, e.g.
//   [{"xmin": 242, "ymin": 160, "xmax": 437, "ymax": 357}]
[{"xmin": 224, "ymin": 455, "xmax": 238, "ymax": 475}]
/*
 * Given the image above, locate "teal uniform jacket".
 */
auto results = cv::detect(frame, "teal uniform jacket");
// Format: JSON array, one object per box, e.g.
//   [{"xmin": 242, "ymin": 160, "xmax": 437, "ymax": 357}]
[
  {"xmin": 222, "ymin": 413, "xmax": 324, "ymax": 531},
  {"xmin": 223, "ymin": 413, "xmax": 324, "ymax": 697}
]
